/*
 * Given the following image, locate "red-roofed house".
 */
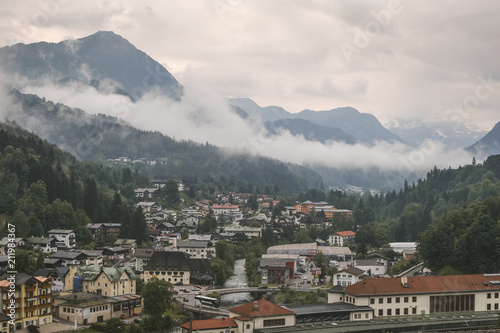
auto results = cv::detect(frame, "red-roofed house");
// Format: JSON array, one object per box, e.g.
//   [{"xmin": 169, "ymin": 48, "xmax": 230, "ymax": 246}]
[
  {"xmin": 180, "ymin": 318, "xmax": 238, "ymax": 333},
  {"xmin": 329, "ymin": 230, "xmax": 356, "ymax": 246},
  {"xmin": 229, "ymin": 299, "xmax": 295, "ymax": 332},
  {"xmin": 328, "ymin": 274, "xmax": 500, "ymax": 317}
]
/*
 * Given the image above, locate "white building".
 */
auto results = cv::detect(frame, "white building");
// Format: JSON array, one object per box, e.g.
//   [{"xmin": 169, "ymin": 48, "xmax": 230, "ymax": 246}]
[
  {"xmin": 333, "ymin": 267, "xmax": 366, "ymax": 287},
  {"xmin": 176, "ymin": 240, "xmax": 215, "ymax": 259},
  {"xmin": 48, "ymin": 229, "xmax": 76, "ymax": 248},
  {"xmin": 328, "ymin": 274, "xmax": 500, "ymax": 317}
]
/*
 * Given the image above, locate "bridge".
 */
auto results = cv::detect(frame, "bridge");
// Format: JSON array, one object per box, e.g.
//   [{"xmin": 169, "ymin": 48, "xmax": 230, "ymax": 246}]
[{"xmin": 201, "ymin": 287, "xmax": 279, "ymax": 296}]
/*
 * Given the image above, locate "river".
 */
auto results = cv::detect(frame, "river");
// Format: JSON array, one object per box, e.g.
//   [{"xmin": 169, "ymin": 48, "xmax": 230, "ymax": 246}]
[{"xmin": 221, "ymin": 258, "xmax": 253, "ymax": 305}]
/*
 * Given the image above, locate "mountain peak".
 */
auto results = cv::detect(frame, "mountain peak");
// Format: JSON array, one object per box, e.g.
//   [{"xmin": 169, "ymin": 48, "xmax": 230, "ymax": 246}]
[{"xmin": 0, "ymin": 31, "xmax": 183, "ymax": 101}]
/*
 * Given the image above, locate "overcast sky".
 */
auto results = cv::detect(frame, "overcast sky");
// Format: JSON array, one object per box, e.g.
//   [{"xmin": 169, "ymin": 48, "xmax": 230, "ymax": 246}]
[{"xmin": 1, "ymin": 0, "xmax": 499, "ymax": 131}]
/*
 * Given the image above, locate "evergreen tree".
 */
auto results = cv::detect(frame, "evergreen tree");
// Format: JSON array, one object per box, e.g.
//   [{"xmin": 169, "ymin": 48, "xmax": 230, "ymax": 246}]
[{"xmin": 83, "ymin": 177, "xmax": 98, "ymax": 222}]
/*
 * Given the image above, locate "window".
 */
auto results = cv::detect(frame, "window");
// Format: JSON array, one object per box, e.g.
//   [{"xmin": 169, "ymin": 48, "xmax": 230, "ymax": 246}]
[
  {"xmin": 387, "ymin": 309, "xmax": 392, "ymax": 316},
  {"xmin": 495, "ymin": 304, "xmax": 498, "ymax": 310},
  {"xmin": 395, "ymin": 308, "xmax": 400, "ymax": 315},
  {"xmin": 379, "ymin": 298, "xmax": 383, "ymax": 304},
  {"xmin": 263, "ymin": 318, "xmax": 285, "ymax": 327},
  {"xmin": 365, "ymin": 313, "xmax": 369, "ymax": 318},
  {"xmin": 487, "ymin": 304, "xmax": 491, "ymax": 310},
  {"xmin": 395, "ymin": 297, "xmax": 400, "ymax": 303},
  {"xmin": 412, "ymin": 307, "xmax": 417, "ymax": 314},
  {"xmin": 97, "ymin": 282, "xmax": 100, "ymax": 287},
  {"xmin": 378, "ymin": 309, "xmax": 383, "ymax": 316},
  {"xmin": 105, "ymin": 283, "xmax": 108, "ymax": 288},
  {"xmin": 404, "ymin": 308, "xmax": 408, "ymax": 315},
  {"xmin": 404, "ymin": 297, "xmax": 409, "ymax": 303},
  {"xmin": 370, "ymin": 298, "xmax": 375, "ymax": 304},
  {"xmin": 495, "ymin": 293, "xmax": 499, "ymax": 298},
  {"xmin": 387, "ymin": 297, "xmax": 392, "ymax": 304},
  {"xmin": 102, "ymin": 276, "xmax": 105, "ymax": 280},
  {"xmin": 412, "ymin": 296, "xmax": 417, "ymax": 302},
  {"xmin": 246, "ymin": 324, "xmax": 250, "ymax": 329},
  {"xmin": 487, "ymin": 293, "xmax": 491, "ymax": 299}
]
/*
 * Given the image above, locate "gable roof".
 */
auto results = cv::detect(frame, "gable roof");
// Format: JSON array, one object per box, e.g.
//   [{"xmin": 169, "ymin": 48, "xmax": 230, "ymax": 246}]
[
  {"xmin": 230, "ymin": 299, "xmax": 294, "ymax": 318},
  {"xmin": 77, "ymin": 265, "xmax": 137, "ymax": 282},
  {"xmin": 144, "ymin": 251, "xmax": 191, "ymax": 271},
  {"xmin": 336, "ymin": 230, "xmax": 356, "ymax": 237},
  {"xmin": 346, "ymin": 274, "xmax": 500, "ymax": 296},
  {"xmin": 181, "ymin": 318, "xmax": 237, "ymax": 331},
  {"xmin": 339, "ymin": 267, "xmax": 366, "ymax": 276}
]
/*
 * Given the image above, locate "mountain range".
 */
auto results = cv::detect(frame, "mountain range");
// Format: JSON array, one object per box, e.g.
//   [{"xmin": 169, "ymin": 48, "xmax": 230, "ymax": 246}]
[{"xmin": 1, "ymin": 31, "xmax": 499, "ymax": 191}]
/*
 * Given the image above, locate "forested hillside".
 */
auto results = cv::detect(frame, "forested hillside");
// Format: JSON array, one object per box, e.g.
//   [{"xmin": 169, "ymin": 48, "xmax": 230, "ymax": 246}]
[
  {"xmin": 293, "ymin": 157, "xmax": 500, "ymax": 274},
  {"xmin": 0, "ymin": 123, "xmax": 149, "ymax": 245},
  {"xmin": 5, "ymin": 89, "xmax": 323, "ymax": 194}
]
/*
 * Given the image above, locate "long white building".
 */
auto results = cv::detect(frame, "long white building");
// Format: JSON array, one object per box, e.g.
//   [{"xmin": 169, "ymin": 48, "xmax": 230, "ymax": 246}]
[{"xmin": 328, "ymin": 273, "xmax": 500, "ymax": 317}]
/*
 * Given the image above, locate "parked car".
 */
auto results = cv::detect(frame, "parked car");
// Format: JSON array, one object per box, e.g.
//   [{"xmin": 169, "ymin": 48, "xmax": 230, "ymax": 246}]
[
  {"xmin": 122, "ymin": 320, "xmax": 130, "ymax": 325},
  {"xmin": 258, "ymin": 285, "xmax": 268, "ymax": 289},
  {"xmin": 183, "ymin": 297, "xmax": 189, "ymax": 302},
  {"xmin": 134, "ymin": 319, "xmax": 141, "ymax": 324}
]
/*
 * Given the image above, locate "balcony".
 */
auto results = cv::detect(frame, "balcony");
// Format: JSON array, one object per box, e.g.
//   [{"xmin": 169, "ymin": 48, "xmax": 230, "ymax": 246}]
[
  {"xmin": 38, "ymin": 303, "xmax": 52, "ymax": 309},
  {"xmin": 38, "ymin": 293, "xmax": 52, "ymax": 299},
  {"xmin": 25, "ymin": 286, "xmax": 36, "ymax": 292}
]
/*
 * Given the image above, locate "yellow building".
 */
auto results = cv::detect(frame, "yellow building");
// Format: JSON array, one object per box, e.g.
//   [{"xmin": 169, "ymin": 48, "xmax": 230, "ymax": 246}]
[
  {"xmin": 54, "ymin": 292, "xmax": 142, "ymax": 325},
  {"xmin": 72, "ymin": 265, "xmax": 138, "ymax": 297},
  {"xmin": 0, "ymin": 274, "xmax": 53, "ymax": 331}
]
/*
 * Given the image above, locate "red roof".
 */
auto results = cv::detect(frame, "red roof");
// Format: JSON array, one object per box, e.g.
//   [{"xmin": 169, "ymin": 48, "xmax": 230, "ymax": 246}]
[
  {"xmin": 346, "ymin": 274, "xmax": 500, "ymax": 296},
  {"xmin": 230, "ymin": 299, "xmax": 294, "ymax": 318},
  {"xmin": 180, "ymin": 318, "xmax": 237, "ymax": 330},
  {"xmin": 336, "ymin": 230, "xmax": 356, "ymax": 237}
]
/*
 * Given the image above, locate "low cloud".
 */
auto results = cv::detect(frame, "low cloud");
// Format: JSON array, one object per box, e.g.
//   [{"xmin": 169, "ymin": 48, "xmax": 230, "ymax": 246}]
[{"xmin": 9, "ymin": 70, "xmax": 474, "ymax": 180}]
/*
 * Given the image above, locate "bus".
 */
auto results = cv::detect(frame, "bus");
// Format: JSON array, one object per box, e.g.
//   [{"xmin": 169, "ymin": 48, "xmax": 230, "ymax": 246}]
[{"xmin": 195, "ymin": 295, "xmax": 220, "ymax": 308}]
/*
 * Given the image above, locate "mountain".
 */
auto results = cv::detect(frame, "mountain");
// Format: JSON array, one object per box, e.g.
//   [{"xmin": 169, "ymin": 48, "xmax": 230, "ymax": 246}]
[
  {"xmin": 467, "ymin": 121, "xmax": 500, "ymax": 158},
  {"xmin": 0, "ymin": 31, "xmax": 182, "ymax": 101},
  {"xmin": 385, "ymin": 118, "xmax": 487, "ymax": 149},
  {"xmin": 294, "ymin": 107, "xmax": 404, "ymax": 144},
  {"xmin": 228, "ymin": 98, "xmax": 291, "ymax": 122},
  {"xmin": 265, "ymin": 118, "xmax": 356, "ymax": 144},
  {"xmin": 3, "ymin": 89, "xmax": 323, "ymax": 193}
]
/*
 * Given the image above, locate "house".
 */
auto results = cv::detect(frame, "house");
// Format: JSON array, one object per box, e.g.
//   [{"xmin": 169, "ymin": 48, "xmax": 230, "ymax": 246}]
[
  {"xmin": 100, "ymin": 247, "xmax": 130, "ymax": 261},
  {"xmin": 133, "ymin": 248, "xmax": 159, "ymax": 272},
  {"xmin": 328, "ymin": 274, "xmax": 500, "ymax": 317},
  {"xmin": 157, "ymin": 222, "xmax": 175, "ymax": 234},
  {"xmin": 82, "ymin": 250, "xmax": 104, "ymax": 266},
  {"xmin": 48, "ymin": 229, "xmax": 76, "ymax": 249},
  {"xmin": 73, "ymin": 265, "xmax": 138, "ymax": 297},
  {"xmin": 354, "ymin": 259, "xmax": 387, "ymax": 276},
  {"xmin": 113, "ymin": 239, "xmax": 137, "ymax": 252},
  {"xmin": 224, "ymin": 226, "xmax": 262, "ymax": 239},
  {"xmin": 176, "ymin": 240, "xmax": 215, "ymax": 259},
  {"xmin": 259, "ymin": 257, "xmax": 294, "ymax": 285},
  {"xmin": 333, "ymin": 267, "xmax": 366, "ymax": 287},
  {"xmin": 134, "ymin": 187, "xmax": 160, "ymax": 198},
  {"xmin": 266, "ymin": 243, "xmax": 355, "ymax": 262},
  {"xmin": 0, "ymin": 274, "xmax": 53, "ymax": 331},
  {"xmin": 189, "ymin": 258, "xmax": 215, "ymax": 286},
  {"xmin": 53, "ymin": 292, "xmax": 142, "ymax": 325},
  {"xmin": 229, "ymin": 299, "xmax": 295, "ymax": 332},
  {"xmin": 49, "ymin": 251, "xmax": 88, "ymax": 267},
  {"xmin": 0, "ymin": 237, "xmax": 26, "ymax": 255},
  {"xmin": 212, "ymin": 205, "xmax": 242, "ymax": 221},
  {"xmin": 87, "ymin": 223, "xmax": 121, "ymax": 239},
  {"xmin": 181, "ymin": 318, "xmax": 238, "ymax": 333},
  {"xmin": 329, "ymin": 230, "xmax": 356, "ymax": 246},
  {"xmin": 26, "ymin": 237, "xmax": 58, "ymax": 253},
  {"xmin": 33, "ymin": 267, "xmax": 71, "ymax": 292},
  {"xmin": 175, "ymin": 219, "xmax": 198, "ymax": 231}
]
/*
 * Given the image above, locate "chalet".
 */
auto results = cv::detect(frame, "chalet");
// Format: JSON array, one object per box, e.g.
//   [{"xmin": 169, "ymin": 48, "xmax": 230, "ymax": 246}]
[
  {"xmin": 229, "ymin": 299, "xmax": 295, "ymax": 332},
  {"xmin": 82, "ymin": 250, "xmax": 104, "ymax": 266},
  {"xmin": 134, "ymin": 187, "xmax": 160, "ymax": 198},
  {"xmin": 333, "ymin": 267, "xmax": 366, "ymax": 287},
  {"xmin": 48, "ymin": 229, "xmax": 76, "ymax": 249},
  {"xmin": 176, "ymin": 240, "xmax": 214, "ymax": 259},
  {"xmin": 87, "ymin": 223, "xmax": 121, "ymax": 239},
  {"xmin": 0, "ymin": 237, "xmax": 26, "ymax": 255},
  {"xmin": 33, "ymin": 267, "xmax": 71, "ymax": 291},
  {"xmin": 73, "ymin": 265, "xmax": 138, "ymax": 296},
  {"xmin": 26, "ymin": 236, "xmax": 58, "ymax": 253},
  {"xmin": 49, "ymin": 251, "xmax": 88, "ymax": 267}
]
